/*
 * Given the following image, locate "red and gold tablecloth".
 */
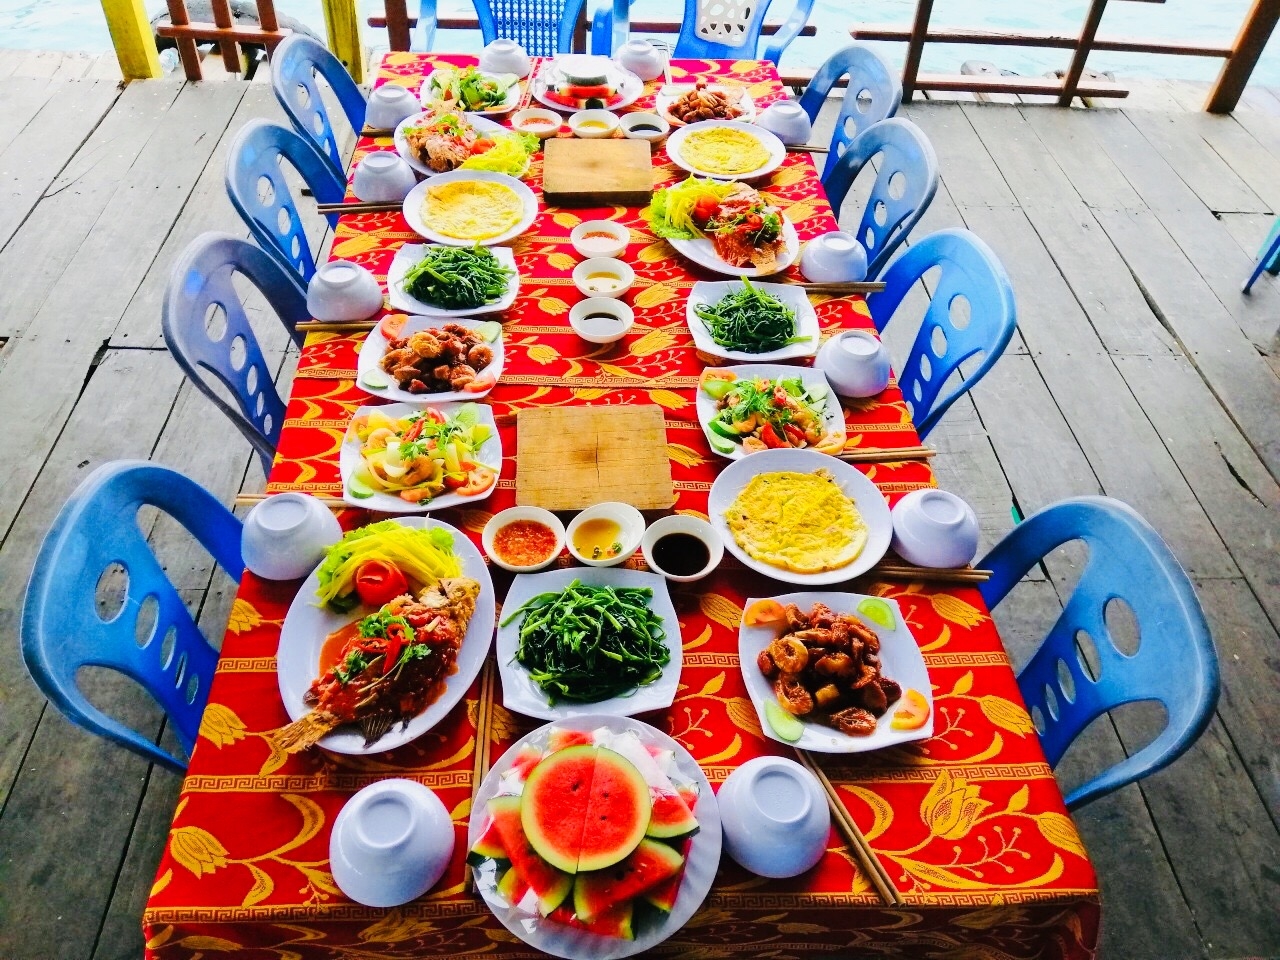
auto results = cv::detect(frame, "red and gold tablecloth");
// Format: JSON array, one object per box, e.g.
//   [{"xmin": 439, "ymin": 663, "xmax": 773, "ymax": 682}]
[{"xmin": 142, "ymin": 54, "xmax": 1099, "ymax": 960}]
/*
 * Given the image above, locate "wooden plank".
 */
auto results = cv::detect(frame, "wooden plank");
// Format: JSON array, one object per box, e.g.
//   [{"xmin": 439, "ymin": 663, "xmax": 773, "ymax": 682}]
[
  {"xmin": 913, "ymin": 73, "xmax": 1128, "ymax": 99},
  {"xmin": 0, "ymin": 77, "xmax": 56, "ymax": 139},
  {"xmin": 851, "ymin": 22, "xmax": 1234, "ymax": 57},
  {"xmin": 1217, "ymin": 210, "xmax": 1278, "ymax": 257},
  {"xmin": 1162, "ymin": 110, "xmax": 1280, "ymax": 214},
  {"xmin": 13, "ymin": 50, "xmax": 70, "ymax": 78},
  {"xmin": 903, "ymin": 102, "xmax": 1017, "ymax": 208},
  {"xmin": 0, "ymin": 79, "xmax": 123, "ymax": 263},
  {"xmin": 0, "ymin": 49, "xmax": 26, "ymax": 79},
  {"xmin": 1019, "ymin": 106, "xmax": 1145, "ymax": 210}
]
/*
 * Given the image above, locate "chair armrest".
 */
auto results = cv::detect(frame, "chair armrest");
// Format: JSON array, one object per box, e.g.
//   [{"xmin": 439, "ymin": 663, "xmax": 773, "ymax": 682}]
[
  {"xmin": 762, "ymin": 0, "xmax": 815, "ymax": 64},
  {"xmin": 414, "ymin": 0, "xmax": 438, "ymax": 51}
]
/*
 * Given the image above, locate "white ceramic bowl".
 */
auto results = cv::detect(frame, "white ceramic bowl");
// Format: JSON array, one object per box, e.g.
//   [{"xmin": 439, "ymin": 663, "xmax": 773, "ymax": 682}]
[
  {"xmin": 640, "ymin": 514, "xmax": 723, "ymax": 582},
  {"xmin": 756, "ymin": 99, "xmax": 813, "ymax": 146},
  {"xmin": 240, "ymin": 492, "xmax": 343, "ymax": 581},
  {"xmin": 614, "ymin": 38, "xmax": 667, "ymax": 82},
  {"xmin": 478, "ymin": 38, "xmax": 531, "ymax": 78},
  {"xmin": 482, "ymin": 506, "xmax": 566, "ymax": 573},
  {"xmin": 620, "ymin": 111, "xmax": 670, "ymax": 145},
  {"xmin": 566, "ymin": 501, "xmax": 645, "ymax": 567},
  {"xmin": 815, "ymin": 329, "xmax": 891, "ymax": 398},
  {"xmin": 511, "ymin": 107, "xmax": 562, "ymax": 139},
  {"xmin": 572, "ymin": 256, "xmax": 635, "ymax": 298},
  {"xmin": 366, "ymin": 83, "xmax": 420, "ymax": 130},
  {"xmin": 718, "ymin": 756, "xmax": 830, "ymax": 878},
  {"xmin": 891, "ymin": 489, "xmax": 981, "ymax": 569},
  {"xmin": 570, "ymin": 220, "xmax": 630, "ymax": 259},
  {"xmin": 352, "ymin": 150, "xmax": 418, "ymax": 203},
  {"xmin": 569, "ymin": 297, "xmax": 634, "ymax": 344},
  {"xmin": 329, "ymin": 779, "xmax": 454, "ymax": 907},
  {"xmin": 307, "ymin": 261, "xmax": 385, "ymax": 322},
  {"xmin": 569, "ymin": 109, "xmax": 620, "ymax": 139},
  {"xmin": 800, "ymin": 231, "xmax": 869, "ymax": 284}
]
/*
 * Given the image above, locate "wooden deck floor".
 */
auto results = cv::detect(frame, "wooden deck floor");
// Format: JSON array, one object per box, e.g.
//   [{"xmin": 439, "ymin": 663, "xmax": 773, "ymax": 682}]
[{"xmin": 0, "ymin": 60, "xmax": 1276, "ymax": 960}]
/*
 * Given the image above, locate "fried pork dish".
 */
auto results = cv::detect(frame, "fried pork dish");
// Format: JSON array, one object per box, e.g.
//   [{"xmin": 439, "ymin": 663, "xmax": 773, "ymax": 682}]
[
  {"xmin": 273, "ymin": 577, "xmax": 481, "ymax": 751},
  {"xmin": 403, "ymin": 110, "xmax": 477, "ymax": 172},
  {"xmin": 380, "ymin": 323, "xmax": 494, "ymax": 393},
  {"xmin": 667, "ymin": 80, "xmax": 745, "ymax": 123},
  {"xmin": 757, "ymin": 602, "xmax": 901, "ymax": 736}
]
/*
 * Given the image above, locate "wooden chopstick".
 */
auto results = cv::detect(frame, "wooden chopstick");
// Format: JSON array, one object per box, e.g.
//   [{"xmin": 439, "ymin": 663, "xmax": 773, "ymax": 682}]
[
  {"xmin": 466, "ymin": 659, "xmax": 497, "ymax": 893},
  {"xmin": 785, "ymin": 143, "xmax": 829, "ymax": 154},
  {"xmin": 360, "ymin": 126, "xmax": 395, "ymax": 137},
  {"xmin": 317, "ymin": 201, "xmax": 403, "ymax": 215},
  {"xmin": 296, "ymin": 320, "xmax": 380, "ymax": 333},
  {"xmin": 866, "ymin": 562, "xmax": 992, "ymax": 584},
  {"xmin": 234, "ymin": 492, "xmax": 346, "ymax": 508},
  {"xmin": 795, "ymin": 749, "xmax": 901, "ymax": 905},
  {"xmin": 784, "ymin": 281, "xmax": 886, "ymax": 294},
  {"xmin": 838, "ymin": 445, "xmax": 935, "ymax": 463}
]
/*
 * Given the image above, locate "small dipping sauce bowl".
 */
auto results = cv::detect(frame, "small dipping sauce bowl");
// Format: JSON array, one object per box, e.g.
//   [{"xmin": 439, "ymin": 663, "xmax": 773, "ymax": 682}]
[
  {"xmin": 567, "ymin": 502, "xmax": 645, "ymax": 567},
  {"xmin": 620, "ymin": 111, "xmax": 670, "ymax": 146},
  {"xmin": 640, "ymin": 514, "xmax": 723, "ymax": 582},
  {"xmin": 572, "ymin": 257, "xmax": 635, "ymax": 298},
  {"xmin": 569, "ymin": 297, "xmax": 634, "ymax": 344},
  {"xmin": 482, "ymin": 506, "xmax": 566, "ymax": 573},
  {"xmin": 570, "ymin": 220, "xmax": 630, "ymax": 259},
  {"xmin": 568, "ymin": 109, "xmax": 620, "ymax": 139},
  {"xmin": 512, "ymin": 107, "xmax": 562, "ymax": 139}
]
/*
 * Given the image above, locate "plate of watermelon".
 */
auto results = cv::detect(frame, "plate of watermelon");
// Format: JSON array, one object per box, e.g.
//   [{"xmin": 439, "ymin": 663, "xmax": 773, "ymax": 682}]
[
  {"xmin": 467, "ymin": 715, "xmax": 721, "ymax": 959},
  {"xmin": 532, "ymin": 54, "xmax": 645, "ymax": 113}
]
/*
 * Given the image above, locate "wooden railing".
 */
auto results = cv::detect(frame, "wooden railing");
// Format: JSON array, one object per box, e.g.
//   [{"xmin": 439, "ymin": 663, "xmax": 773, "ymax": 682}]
[
  {"xmin": 852, "ymin": 0, "xmax": 1280, "ymax": 111},
  {"xmin": 155, "ymin": 0, "xmax": 291, "ymax": 80}
]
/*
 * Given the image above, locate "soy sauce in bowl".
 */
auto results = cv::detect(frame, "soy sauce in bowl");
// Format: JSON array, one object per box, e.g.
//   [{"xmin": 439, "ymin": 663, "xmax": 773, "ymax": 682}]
[{"xmin": 651, "ymin": 532, "xmax": 711, "ymax": 578}]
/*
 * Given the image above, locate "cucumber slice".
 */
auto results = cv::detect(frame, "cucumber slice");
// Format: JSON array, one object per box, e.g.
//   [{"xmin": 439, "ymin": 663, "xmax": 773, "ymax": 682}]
[
  {"xmin": 765, "ymin": 700, "xmax": 805, "ymax": 742},
  {"xmin": 360, "ymin": 369, "xmax": 390, "ymax": 390},
  {"xmin": 476, "ymin": 320, "xmax": 503, "ymax": 343},
  {"xmin": 347, "ymin": 475, "xmax": 376, "ymax": 499},
  {"xmin": 807, "ymin": 382, "xmax": 828, "ymax": 400},
  {"xmin": 707, "ymin": 417, "xmax": 739, "ymax": 440},
  {"xmin": 707, "ymin": 431, "xmax": 738, "ymax": 455}
]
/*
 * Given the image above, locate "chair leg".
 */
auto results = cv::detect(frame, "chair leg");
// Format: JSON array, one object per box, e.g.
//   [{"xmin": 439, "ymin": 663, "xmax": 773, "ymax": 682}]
[{"xmin": 1243, "ymin": 223, "xmax": 1280, "ymax": 293}]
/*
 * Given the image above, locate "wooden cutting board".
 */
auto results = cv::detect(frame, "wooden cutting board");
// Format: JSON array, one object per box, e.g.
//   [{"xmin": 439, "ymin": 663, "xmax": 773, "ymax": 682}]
[
  {"xmin": 516, "ymin": 405, "xmax": 675, "ymax": 510},
  {"xmin": 541, "ymin": 138, "xmax": 654, "ymax": 208}
]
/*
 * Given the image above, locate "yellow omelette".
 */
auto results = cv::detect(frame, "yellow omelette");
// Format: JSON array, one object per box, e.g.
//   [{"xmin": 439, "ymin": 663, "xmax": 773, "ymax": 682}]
[
  {"xmin": 680, "ymin": 127, "xmax": 770, "ymax": 176},
  {"xmin": 725, "ymin": 470, "xmax": 867, "ymax": 574},
  {"xmin": 422, "ymin": 179, "xmax": 524, "ymax": 240}
]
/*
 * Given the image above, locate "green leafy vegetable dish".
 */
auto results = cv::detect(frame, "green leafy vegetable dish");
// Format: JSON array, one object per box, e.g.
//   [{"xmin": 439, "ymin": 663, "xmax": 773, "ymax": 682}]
[
  {"xmin": 399, "ymin": 244, "xmax": 515, "ymax": 311},
  {"xmin": 424, "ymin": 66, "xmax": 517, "ymax": 111},
  {"xmin": 315, "ymin": 520, "xmax": 461, "ymax": 612},
  {"xmin": 693, "ymin": 278, "xmax": 805, "ymax": 354},
  {"xmin": 502, "ymin": 580, "xmax": 670, "ymax": 704}
]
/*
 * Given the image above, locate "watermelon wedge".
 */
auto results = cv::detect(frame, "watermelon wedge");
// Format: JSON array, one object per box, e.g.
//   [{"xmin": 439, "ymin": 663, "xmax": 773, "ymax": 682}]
[
  {"xmin": 572, "ymin": 838, "xmax": 684, "ymax": 923},
  {"xmin": 577, "ymin": 748, "xmax": 651, "ymax": 872},
  {"xmin": 508, "ymin": 744, "xmax": 544, "ymax": 781},
  {"xmin": 496, "ymin": 864, "xmax": 529, "ymax": 905},
  {"xmin": 548, "ymin": 729, "xmax": 595, "ymax": 751},
  {"xmin": 521, "ymin": 744, "xmax": 596, "ymax": 873},
  {"xmin": 643, "ymin": 837, "xmax": 693, "ymax": 912},
  {"xmin": 467, "ymin": 813, "xmax": 507, "ymax": 864},
  {"xmin": 487, "ymin": 795, "xmax": 572, "ymax": 915},
  {"xmin": 601, "ymin": 732, "xmax": 699, "ymax": 840}
]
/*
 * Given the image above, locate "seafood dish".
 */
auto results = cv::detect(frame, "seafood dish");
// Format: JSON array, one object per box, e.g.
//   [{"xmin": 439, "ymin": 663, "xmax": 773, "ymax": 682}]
[
  {"xmin": 401, "ymin": 108, "xmax": 484, "ymax": 172},
  {"xmin": 663, "ymin": 80, "xmax": 746, "ymax": 123},
  {"xmin": 724, "ymin": 469, "xmax": 866, "ymax": 573},
  {"xmin": 648, "ymin": 178, "xmax": 787, "ymax": 272},
  {"xmin": 272, "ymin": 576, "xmax": 481, "ymax": 751},
  {"xmin": 379, "ymin": 321, "xmax": 496, "ymax": 394},
  {"xmin": 699, "ymin": 369, "xmax": 845, "ymax": 457}
]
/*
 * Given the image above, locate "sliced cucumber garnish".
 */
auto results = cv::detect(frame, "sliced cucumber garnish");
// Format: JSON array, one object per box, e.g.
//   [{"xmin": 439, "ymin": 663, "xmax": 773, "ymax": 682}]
[
  {"xmin": 707, "ymin": 431, "xmax": 738, "ymax": 455},
  {"xmin": 360, "ymin": 369, "xmax": 390, "ymax": 390},
  {"xmin": 347, "ymin": 476, "xmax": 376, "ymax": 499},
  {"xmin": 765, "ymin": 700, "xmax": 805, "ymax": 742},
  {"xmin": 477, "ymin": 320, "xmax": 503, "ymax": 343}
]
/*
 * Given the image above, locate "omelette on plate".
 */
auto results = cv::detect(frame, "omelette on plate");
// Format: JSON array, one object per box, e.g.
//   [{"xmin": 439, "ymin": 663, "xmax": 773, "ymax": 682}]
[
  {"xmin": 681, "ymin": 128, "xmax": 770, "ymax": 176},
  {"xmin": 725, "ymin": 469, "xmax": 866, "ymax": 574},
  {"xmin": 423, "ymin": 179, "xmax": 524, "ymax": 241}
]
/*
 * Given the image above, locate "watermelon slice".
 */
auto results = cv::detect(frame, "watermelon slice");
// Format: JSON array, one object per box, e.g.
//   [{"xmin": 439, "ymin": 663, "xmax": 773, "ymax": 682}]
[
  {"xmin": 496, "ymin": 864, "xmax": 528, "ymax": 905},
  {"xmin": 547, "ymin": 729, "xmax": 595, "ymax": 751},
  {"xmin": 581, "ymin": 902, "xmax": 634, "ymax": 940},
  {"xmin": 508, "ymin": 744, "xmax": 544, "ymax": 781},
  {"xmin": 577, "ymin": 748, "xmax": 651, "ymax": 872},
  {"xmin": 602, "ymin": 733, "xmax": 699, "ymax": 841},
  {"xmin": 521, "ymin": 744, "xmax": 596, "ymax": 873},
  {"xmin": 467, "ymin": 813, "xmax": 507, "ymax": 864},
  {"xmin": 572, "ymin": 838, "xmax": 684, "ymax": 923},
  {"xmin": 643, "ymin": 837, "xmax": 693, "ymax": 912},
  {"xmin": 487, "ymin": 795, "xmax": 572, "ymax": 915}
]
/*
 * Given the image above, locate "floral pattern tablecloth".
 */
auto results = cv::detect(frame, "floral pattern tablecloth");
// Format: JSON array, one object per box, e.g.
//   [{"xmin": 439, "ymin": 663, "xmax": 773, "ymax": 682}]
[{"xmin": 142, "ymin": 54, "xmax": 1099, "ymax": 960}]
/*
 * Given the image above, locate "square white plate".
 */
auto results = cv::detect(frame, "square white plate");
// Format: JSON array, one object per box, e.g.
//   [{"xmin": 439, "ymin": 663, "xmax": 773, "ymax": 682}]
[
  {"xmin": 420, "ymin": 68, "xmax": 521, "ymax": 116},
  {"xmin": 694, "ymin": 363, "xmax": 842, "ymax": 461},
  {"xmin": 738, "ymin": 591, "xmax": 934, "ymax": 753},
  {"xmin": 496, "ymin": 567, "xmax": 683, "ymax": 721},
  {"xmin": 686, "ymin": 280, "xmax": 819, "ymax": 361},
  {"xmin": 340, "ymin": 400, "xmax": 502, "ymax": 511},
  {"xmin": 387, "ymin": 244, "xmax": 520, "ymax": 317},
  {"xmin": 357, "ymin": 315, "xmax": 505, "ymax": 405}
]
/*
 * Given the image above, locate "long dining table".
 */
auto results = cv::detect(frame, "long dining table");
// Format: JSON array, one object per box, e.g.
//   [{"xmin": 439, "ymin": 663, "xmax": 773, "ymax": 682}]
[{"xmin": 141, "ymin": 52, "xmax": 1100, "ymax": 959}]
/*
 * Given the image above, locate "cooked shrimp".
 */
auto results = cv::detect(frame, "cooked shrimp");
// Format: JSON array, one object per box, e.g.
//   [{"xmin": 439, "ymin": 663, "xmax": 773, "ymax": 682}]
[
  {"xmin": 775, "ymin": 677, "xmax": 813, "ymax": 716},
  {"xmin": 768, "ymin": 637, "xmax": 809, "ymax": 675}
]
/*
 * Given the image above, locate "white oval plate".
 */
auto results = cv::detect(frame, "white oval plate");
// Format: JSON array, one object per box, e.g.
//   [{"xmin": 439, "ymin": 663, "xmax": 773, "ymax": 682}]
[
  {"xmin": 667, "ymin": 119, "xmax": 784, "ymax": 181},
  {"xmin": 356, "ymin": 315, "xmax": 505, "ymax": 405},
  {"xmin": 469, "ymin": 714, "xmax": 721, "ymax": 960},
  {"xmin": 531, "ymin": 61, "xmax": 645, "ymax": 114},
  {"xmin": 340, "ymin": 400, "xmax": 503, "ymax": 511},
  {"xmin": 695, "ymin": 363, "xmax": 841, "ymax": 462},
  {"xmin": 387, "ymin": 243, "xmax": 520, "ymax": 317},
  {"xmin": 394, "ymin": 111, "xmax": 514, "ymax": 177},
  {"xmin": 686, "ymin": 280, "xmax": 819, "ymax": 362},
  {"xmin": 419, "ymin": 68, "xmax": 521, "ymax": 117},
  {"xmin": 668, "ymin": 215, "xmax": 799, "ymax": 278},
  {"xmin": 276, "ymin": 516, "xmax": 496, "ymax": 755},
  {"xmin": 496, "ymin": 567, "xmax": 683, "ymax": 720},
  {"xmin": 739, "ymin": 591, "xmax": 934, "ymax": 753},
  {"xmin": 707, "ymin": 447, "xmax": 892, "ymax": 584},
  {"xmin": 655, "ymin": 84, "xmax": 756, "ymax": 127},
  {"xmin": 402, "ymin": 171, "xmax": 538, "ymax": 247}
]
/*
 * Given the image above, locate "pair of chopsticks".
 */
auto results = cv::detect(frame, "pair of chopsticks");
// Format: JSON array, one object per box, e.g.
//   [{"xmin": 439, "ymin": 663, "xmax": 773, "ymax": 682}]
[
  {"xmin": 296, "ymin": 320, "xmax": 380, "ymax": 333},
  {"xmin": 785, "ymin": 281, "xmax": 886, "ymax": 294},
  {"xmin": 794, "ymin": 750, "xmax": 902, "ymax": 905},
  {"xmin": 466, "ymin": 659, "xmax": 498, "ymax": 892},
  {"xmin": 361, "ymin": 126, "xmax": 395, "ymax": 138},
  {"xmin": 838, "ymin": 445, "xmax": 934, "ymax": 464},
  {"xmin": 234, "ymin": 492, "xmax": 345, "ymax": 508},
  {"xmin": 317, "ymin": 200, "xmax": 403, "ymax": 215},
  {"xmin": 867, "ymin": 561, "xmax": 992, "ymax": 584},
  {"xmin": 785, "ymin": 143, "xmax": 830, "ymax": 154}
]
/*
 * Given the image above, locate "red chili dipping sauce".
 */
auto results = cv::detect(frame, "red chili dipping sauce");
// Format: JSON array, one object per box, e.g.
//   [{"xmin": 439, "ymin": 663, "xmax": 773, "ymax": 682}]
[{"xmin": 493, "ymin": 519, "xmax": 559, "ymax": 567}]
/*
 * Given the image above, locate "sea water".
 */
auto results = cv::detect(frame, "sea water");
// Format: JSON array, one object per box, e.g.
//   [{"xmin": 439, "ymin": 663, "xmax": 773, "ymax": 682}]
[{"xmin": 1, "ymin": 0, "xmax": 1277, "ymax": 86}]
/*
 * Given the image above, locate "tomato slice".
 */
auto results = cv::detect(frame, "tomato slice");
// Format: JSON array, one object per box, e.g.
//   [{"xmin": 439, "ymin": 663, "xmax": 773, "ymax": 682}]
[
  {"xmin": 759, "ymin": 423, "xmax": 786, "ymax": 449},
  {"xmin": 457, "ymin": 464, "xmax": 497, "ymax": 497},
  {"xmin": 891, "ymin": 689, "xmax": 931, "ymax": 730},
  {"xmin": 470, "ymin": 137, "xmax": 494, "ymax": 155},
  {"xmin": 378, "ymin": 314, "xmax": 407, "ymax": 339},
  {"xmin": 442, "ymin": 473, "xmax": 467, "ymax": 490},
  {"xmin": 353, "ymin": 559, "xmax": 409, "ymax": 609},
  {"xmin": 743, "ymin": 598, "xmax": 787, "ymax": 627},
  {"xmin": 462, "ymin": 372, "xmax": 495, "ymax": 393}
]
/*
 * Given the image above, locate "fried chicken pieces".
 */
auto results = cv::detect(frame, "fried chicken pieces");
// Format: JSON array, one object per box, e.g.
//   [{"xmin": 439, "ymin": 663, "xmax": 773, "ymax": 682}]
[
  {"xmin": 667, "ymin": 80, "xmax": 745, "ymax": 123},
  {"xmin": 380, "ymin": 322, "xmax": 494, "ymax": 393},
  {"xmin": 757, "ymin": 602, "xmax": 902, "ymax": 736}
]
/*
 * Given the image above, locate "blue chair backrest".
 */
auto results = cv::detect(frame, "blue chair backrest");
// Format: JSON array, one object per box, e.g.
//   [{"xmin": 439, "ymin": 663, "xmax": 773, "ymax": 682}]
[
  {"xmin": 591, "ymin": 0, "xmax": 814, "ymax": 63},
  {"xmin": 976, "ymin": 497, "xmax": 1219, "ymax": 810},
  {"xmin": 822, "ymin": 117, "xmax": 938, "ymax": 278},
  {"xmin": 21, "ymin": 461, "xmax": 244, "ymax": 772},
  {"xmin": 866, "ymin": 228, "xmax": 1016, "ymax": 439},
  {"xmin": 467, "ymin": 0, "xmax": 589, "ymax": 57},
  {"xmin": 270, "ymin": 33, "xmax": 367, "ymax": 179},
  {"xmin": 225, "ymin": 118, "xmax": 347, "ymax": 284},
  {"xmin": 799, "ymin": 44, "xmax": 901, "ymax": 168},
  {"xmin": 162, "ymin": 231, "xmax": 309, "ymax": 474}
]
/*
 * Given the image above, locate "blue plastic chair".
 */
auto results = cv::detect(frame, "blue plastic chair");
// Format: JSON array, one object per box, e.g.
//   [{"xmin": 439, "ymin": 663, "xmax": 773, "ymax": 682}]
[
  {"xmin": 225, "ymin": 118, "xmax": 346, "ymax": 284},
  {"xmin": 417, "ymin": 0, "xmax": 587, "ymax": 55},
  {"xmin": 798, "ymin": 44, "xmax": 901, "ymax": 170},
  {"xmin": 1242, "ymin": 218, "xmax": 1280, "ymax": 293},
  {"xmin": 21, "ymin": 461, "xmax": 244, "ymax": 773},
  {"xmin": 591, "ymin": 0, "xmax": 815, "ymax": 64},
  {"xmin": 977, "ymin": 497, "xmax": 1219, "ymax": 810},
  {"xmin": 270, "ymin": 33, "xmax": 367, "ymax": 180},
  {"xmin": 866, "ymin": 228, "xmax": 1016, "ymax": 439},
  {"xmin": 163, "ymin": 232, "xmax": 309, "ymax": 474},
  {"xmin": 823, "ymin": 117, "xmax": 938, "ymax": 279}
]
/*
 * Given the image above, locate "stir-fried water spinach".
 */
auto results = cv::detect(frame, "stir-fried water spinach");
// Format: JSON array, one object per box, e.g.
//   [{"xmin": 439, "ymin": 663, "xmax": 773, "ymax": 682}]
[
  {"xmin": 694, "ymin": 279, "xmax": 806, "ymax": 353},
  {"xmin": 502, "ymin": 580, "xmax": 669, "ymax": 703},
  {"xmin": 400, "ymin": 245, "xmax": 514, "ymax": 310}
]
